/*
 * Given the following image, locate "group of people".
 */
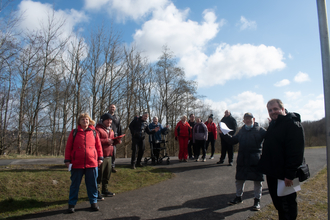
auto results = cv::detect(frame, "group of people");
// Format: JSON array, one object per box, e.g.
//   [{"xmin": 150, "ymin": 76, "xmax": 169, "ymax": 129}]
[
  {"xmin": 64, "ymin": 104, "xmax": 122, "ymax": 213},
  {"xmin": 172, "ymin": 98, "xmax": 305, "ymax": 219},
  {"xmin": 64, "ymin": 98, "xmax": 305, "ymax": 220}
]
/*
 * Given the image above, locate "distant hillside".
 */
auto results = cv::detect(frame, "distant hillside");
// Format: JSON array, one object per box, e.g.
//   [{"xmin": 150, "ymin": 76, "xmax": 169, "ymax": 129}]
[{"xmin": 302, "ymin": 118, "xmax": 326, "ymax": 147}]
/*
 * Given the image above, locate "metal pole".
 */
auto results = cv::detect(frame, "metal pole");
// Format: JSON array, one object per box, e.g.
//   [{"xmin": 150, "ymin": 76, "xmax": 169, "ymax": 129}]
[{"xmin": 316, "ymin": 1, "xmax": 330, "ymax": 219}]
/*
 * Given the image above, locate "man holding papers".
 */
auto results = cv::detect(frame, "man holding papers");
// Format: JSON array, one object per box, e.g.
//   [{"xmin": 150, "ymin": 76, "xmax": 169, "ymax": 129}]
[{"xmin": 258, "ymin": 99, "xmax": 305, "ymax": 220}]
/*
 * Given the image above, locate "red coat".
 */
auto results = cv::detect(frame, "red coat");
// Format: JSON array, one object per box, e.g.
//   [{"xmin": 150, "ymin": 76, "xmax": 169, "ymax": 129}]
[
  {"xmin": 95, "ymin": 123, "xmax": 117, "ymax": 158},
  {"xmin": 175, "ymin": 121, "xmax": 191, "ymax": 138},
  {"xmin": 205, "ymin": 121, "xmax": 218, "ymax": 140},
  {"xmin": 64, "ymin": 125, "xmax": 103, "ymax": 169}
]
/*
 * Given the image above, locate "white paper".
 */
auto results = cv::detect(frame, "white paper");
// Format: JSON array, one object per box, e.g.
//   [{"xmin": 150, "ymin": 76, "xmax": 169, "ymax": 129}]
[
  {"xmin": 277, "ymin": 178, "xmax": 301, "ymax": 197},
  {"xmin": 68, "ymin": 164, "xmax": 72, "ymax": 171},
  {"xmin": 219, "ymin": 122, "xmax": 233, "ymax": 135}
]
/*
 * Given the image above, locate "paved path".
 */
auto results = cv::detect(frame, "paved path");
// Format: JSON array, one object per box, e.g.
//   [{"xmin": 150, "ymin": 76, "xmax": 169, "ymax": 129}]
[{"xmin": 5, "ymin": 147, "xmax": 327, "ymax": 220}]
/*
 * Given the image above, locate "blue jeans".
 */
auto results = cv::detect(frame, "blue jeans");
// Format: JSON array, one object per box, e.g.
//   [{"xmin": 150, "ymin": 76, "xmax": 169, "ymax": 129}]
[{"xmin": 69, "ymin": 167, "xmax": 98, "ymax": 205}]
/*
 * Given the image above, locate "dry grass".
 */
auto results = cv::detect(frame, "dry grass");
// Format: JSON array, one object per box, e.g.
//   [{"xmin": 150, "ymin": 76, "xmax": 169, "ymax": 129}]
[
  {"xmin": 248, "ymin": 167, "xmax": 328, "ymax": 220},
  {"xmin": 0, "ymin": 164, "xmax": 174, "ymax": 219}
]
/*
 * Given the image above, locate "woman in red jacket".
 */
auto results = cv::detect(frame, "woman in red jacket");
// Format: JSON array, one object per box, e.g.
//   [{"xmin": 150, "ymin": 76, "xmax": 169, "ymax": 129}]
[
  {"xmin": 175, "ymin": 115, "xmax": 191, "ymax": 162},
  {"xmin": 205, "ymin": 114, "xmax": 218, "ymax": 160},
  {"xmin": 64, "ymin": 113, "xmax": 104, "ymax": 213}
]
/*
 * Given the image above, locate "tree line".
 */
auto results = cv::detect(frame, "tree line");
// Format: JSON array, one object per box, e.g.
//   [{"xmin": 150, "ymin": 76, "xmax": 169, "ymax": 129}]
[
  {"xmin": 0, "ymin": 10, "xmax": 217, "ymax": 157},
  {"xmin": 0, "ymin": 8, "xmax": 325, "ymax": 158}
]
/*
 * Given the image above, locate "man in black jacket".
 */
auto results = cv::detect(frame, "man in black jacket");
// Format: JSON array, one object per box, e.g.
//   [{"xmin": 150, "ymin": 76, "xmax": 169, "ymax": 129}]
[
  {"xmin": 108, "ymin": 104, "xmax": 122, "ymax": 173},
  {"xmin": 188, "ymin": 114, "xmax": 196, "ymax": 160},
  {"xmin": 217, "ymin": 110, "xmax": 237, "ymax": 165},
  {"xmin": 129, "ymin": 112, "xmax": 159, "ymax": 169},
  {"xmin": 258, "ymin": 99, "xmax": 304, "ymax": 220}
]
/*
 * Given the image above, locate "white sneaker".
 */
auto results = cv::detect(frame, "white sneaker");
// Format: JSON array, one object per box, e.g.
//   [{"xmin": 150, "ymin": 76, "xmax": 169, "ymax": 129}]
[
  {"xmin": 203, "ymin": 158, "xmax": 206, "ymax": 162},
  {"xmin": 209, "ymin": 156, "xmax": 214, "ymax": 159}
]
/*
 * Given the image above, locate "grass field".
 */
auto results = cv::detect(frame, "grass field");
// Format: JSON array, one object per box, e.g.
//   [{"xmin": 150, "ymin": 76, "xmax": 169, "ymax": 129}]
[{"xmin": 0, "ymin": 164, "xmax": 174, "ymax": 219}]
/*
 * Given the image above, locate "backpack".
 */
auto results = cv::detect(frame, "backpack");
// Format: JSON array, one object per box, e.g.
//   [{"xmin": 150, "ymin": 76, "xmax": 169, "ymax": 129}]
[{"xmin": 72, "ymin": 128, "xmax": 97, "ymax": 144}]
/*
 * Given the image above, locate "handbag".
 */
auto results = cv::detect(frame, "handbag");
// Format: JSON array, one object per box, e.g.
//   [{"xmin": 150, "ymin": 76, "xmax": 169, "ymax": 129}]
[{"xmin": 296, "ymin": 158, "xmax": 310, "ymax": 182}]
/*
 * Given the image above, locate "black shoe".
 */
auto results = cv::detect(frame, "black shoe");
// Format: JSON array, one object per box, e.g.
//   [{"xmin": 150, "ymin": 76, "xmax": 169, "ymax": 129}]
[
  {"xmin": 252, "ymin": 198, "xmax": 260, "ymax": 211},
  {"xmin": 97, "ymin": 191, "xmax": 104, "ymax": 201},
  {"xmin": 131, "ymin": 164, "xmax": 136, "ymax": 169},
  {"xmin": 228, "ymin": 196, "xmax": 243, "ymax": 205},
  {"xmin": 91, "ymin": 203, "xmax": 99, "ymax": 211},
  {"xmin": 102, "ymin": 190, "xmax": 115, "ymax": 197},
  {"xmin": 112, "ymin": 168, "xmax": 117, "ymax": 173},
  {"xmin": 217, "ymin": 161, "xmax": 224, "ymax": 164},
  {"xmin": 136, "ymin": 163, "xmax": 144, "ymax": 167},
  {"xmin": 68, "ymin": 204, "xmax": 75, "ymax": 213}
]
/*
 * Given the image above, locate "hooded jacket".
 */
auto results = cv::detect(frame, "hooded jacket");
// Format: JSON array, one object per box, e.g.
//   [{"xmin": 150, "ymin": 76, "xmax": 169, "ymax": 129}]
[
  {"xmin": 204, "ymin": 121, "xmax": 218, "ymax": 140},
  {"xmin": 64, "ymin": 125, "xmax": 103, "ymax": 169},
  {"xmin": 257, "ymin": 112, "xmax": 305, "ymax": 180},
  {"xmin": 193, "ymin": 122, "xmax": 208, "ymax": 142},
  {"xmin": 223, "ymin": 122, "xmax": 266, "ymax": 181}
]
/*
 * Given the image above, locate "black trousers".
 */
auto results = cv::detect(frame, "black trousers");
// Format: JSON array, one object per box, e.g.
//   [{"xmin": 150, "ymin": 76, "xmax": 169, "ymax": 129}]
[
  {"xmin": 267, "ymin": 175, "xmax": 298, "ymax": 220},
  {"xmin": 150, "ymin": 142, "xmax": 160, "ymax": 159},
  {"xmin": 219, "ymin": 138, "xmax": 233, "ymax": 163},
  {"xmin": 131, "ymin": 139, "xmax": 145, "ymax": 165},
  {"xmin": 194, "ymin": 139, "xmax": 206, "ymax": 159},
  {"xmin": 188, "ymin": 140, "xmax": 194, "ymax": 158}
]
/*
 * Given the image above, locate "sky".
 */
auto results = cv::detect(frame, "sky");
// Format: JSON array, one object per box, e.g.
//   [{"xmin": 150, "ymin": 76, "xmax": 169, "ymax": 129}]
[{"xmin": 5, "ymin": 0, "xmax": 328, "ymax": 123}]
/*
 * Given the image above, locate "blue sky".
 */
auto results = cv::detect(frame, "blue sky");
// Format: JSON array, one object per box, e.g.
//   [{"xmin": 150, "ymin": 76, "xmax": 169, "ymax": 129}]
[{"xmin": 8, "ymin": 0, "xmax": 327, "ymax": 123}]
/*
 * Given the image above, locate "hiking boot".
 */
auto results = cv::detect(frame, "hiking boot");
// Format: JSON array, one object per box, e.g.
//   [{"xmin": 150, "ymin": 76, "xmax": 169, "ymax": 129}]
[
  {"xmin": 97, "ymin": 191, "xmax": 104, "ymax": 201},
  {"xmin": 136, "ymin": 163, "xmax": 144, "ymax": 167},
  {"xmin": 228, "ymin": 196, "xmax": 243, "ymax": 205},
  {"xmin": 183, "ymin": 159, "xmax": 187, "ymax": 162},
  {"xmin": 112, "ymin": 168, "xmax": 117, "ymax": 173},
  {"xmin": 252, "ymin": 198, "xmax": 260, "ymax": 211},
  {"xmin": 217, "ymin": 160, "xmax": 224, "ymax": 164},
  {"xmin": 102, "ymin": 190, "xmax": 115, "ymax": 197},
  {"xmin": 91, "ymin": 203, "xmax": 99, "ymax": 211},
  {"xmin": 68, "ymin": 204, "xmax": 75, "ymax": 213},
  {"xmin": 131, "ymin": 164, "xmax": 136, "ymax": 169}
]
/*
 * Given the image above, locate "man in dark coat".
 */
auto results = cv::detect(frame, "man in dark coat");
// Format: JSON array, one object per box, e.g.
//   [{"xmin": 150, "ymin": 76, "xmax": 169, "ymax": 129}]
[
  {"xmin": 218, "ymin": 110, "xmax": 237, "ymax": 165},
  {"xmin": 187, "ymin": 114, "xmax": 196, "ymax": 160},
  {"xmin": 129, "ymin": 112, "xmax": 159, "ymax": 169},
  {"xmin": 220, "ymin": 113, "xmax": 266, "ymax": 211},
  {"xmin": 258, "ymin": 99, "xmax": 305, "ymax": 220},
  {"xmin": 108, "ymin": 104, "xmax": 122, "ymax": 173}
]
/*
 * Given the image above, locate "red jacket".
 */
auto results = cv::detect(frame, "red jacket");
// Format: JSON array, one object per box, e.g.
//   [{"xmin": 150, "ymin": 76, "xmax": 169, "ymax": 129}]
[
  {"xmin": 205, "ymin": 121, "xmax": 218, "ymax": 140},
  {"xmin": 64, "ymin": 125, "xmax": 103, "ymax": 169},
  {"xmin": 95, "ymin": 123, "xmax": 118, "ymax": 158},
  {"xmin": 175, "ymin": 121, "xmax": 191, "ymax": 138}
]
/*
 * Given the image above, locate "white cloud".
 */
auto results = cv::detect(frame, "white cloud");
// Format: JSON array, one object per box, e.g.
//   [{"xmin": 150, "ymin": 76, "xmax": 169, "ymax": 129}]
[
  {"xmin": 17, "ymin": 0, "xmax": 88, "ymax": 40},
  {"xmin": 204, "ymin": 91, "xmax": 267, "ymax": 122},
  {"xmin": 238, "ymin": 16, "xmax": 257, "ymax": 30},
  {"xmin": 285, "ymin": 91, "xmax": 301, "ymax": 100},
  {"xmin": 84, "ymin": 0, "xmax": 169, "ymax": 22},
  {"xmin": 288, "ymin": 53, "xmax": 293, "ymax": 59},
  {"xmin": 296, "ymin": 94, "xmax": 325, "ymax": 121},
  {"xmin": 274, "ymin": 79, "xmax": 290, "ymax": 87},
  {"xmin": 196, "ymin": 43, "xmax": 286, "ymax": 87},
  {"xmin": 134, "ymin": 5, "xmax": 222, "ymax": 63},
  {"xmin": 294, "ymin": 71, "xmax": 310, "ymax": 83}
]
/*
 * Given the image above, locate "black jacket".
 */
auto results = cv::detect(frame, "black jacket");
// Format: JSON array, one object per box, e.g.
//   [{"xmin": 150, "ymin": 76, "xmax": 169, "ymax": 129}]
[
  {"xmin": 223, "ymin": 122, "xmax": 266, "ymax": 181},
  {"xmin": 220, "ymin": 114, "xmax": 237, "ymax": 136},
  {"xmin": 188, "ymin": 120, "xmax": 196, "ymax": 140},
  {"xmin": 257, "ymin": 112, "xmax": 305, "ymax": 180},
  {"xmin": 129, "ymin": 116, "xmax": 155, "ymax": 141}
]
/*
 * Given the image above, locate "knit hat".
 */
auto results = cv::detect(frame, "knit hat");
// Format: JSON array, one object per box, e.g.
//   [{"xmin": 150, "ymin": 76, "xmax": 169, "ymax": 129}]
[
  {"xmin": 100, "ymin": 113, "xmax": 113, "ymax": 122},
  {"xmin": 243, "ymin": 112, "xmax": 254, "ymax": 118}
]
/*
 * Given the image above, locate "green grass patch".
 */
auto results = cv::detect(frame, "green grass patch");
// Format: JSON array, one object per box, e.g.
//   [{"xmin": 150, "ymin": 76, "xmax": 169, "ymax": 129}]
[
  {"xmin": 0, "ymin": 154, "xmax": 64, "ymax": 160},
  {"xmin": 248, "ymin": 167, "xmax": 328, "ymax": 220},
  {"xmin": 0, "ymin": 164, "xmax": 174, "ymax": 219}
]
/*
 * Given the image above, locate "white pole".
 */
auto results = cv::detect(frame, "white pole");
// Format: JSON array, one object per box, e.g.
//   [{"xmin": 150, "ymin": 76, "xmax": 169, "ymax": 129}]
[{"xmin": 316, "ymin": 1, "xmax": 330, "ymax": 219}]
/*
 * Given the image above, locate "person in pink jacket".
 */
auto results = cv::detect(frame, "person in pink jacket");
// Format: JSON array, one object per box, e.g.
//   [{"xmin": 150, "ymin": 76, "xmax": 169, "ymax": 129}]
[{"xmin": 64, "ymin": 113, "xmax": 103, "ymax": 213}]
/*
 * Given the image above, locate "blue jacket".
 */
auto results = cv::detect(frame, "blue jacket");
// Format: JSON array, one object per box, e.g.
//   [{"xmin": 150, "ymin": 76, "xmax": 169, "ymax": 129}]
[{"xmin": 148, "ymin": 122, "xmax": 168, "ymax": 142}]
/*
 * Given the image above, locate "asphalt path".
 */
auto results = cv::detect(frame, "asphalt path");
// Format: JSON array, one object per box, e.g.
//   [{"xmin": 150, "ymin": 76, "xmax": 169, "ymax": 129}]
[{"xmin": 3, "ymin": 147, "xmax": 326, "ymax": 220}]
